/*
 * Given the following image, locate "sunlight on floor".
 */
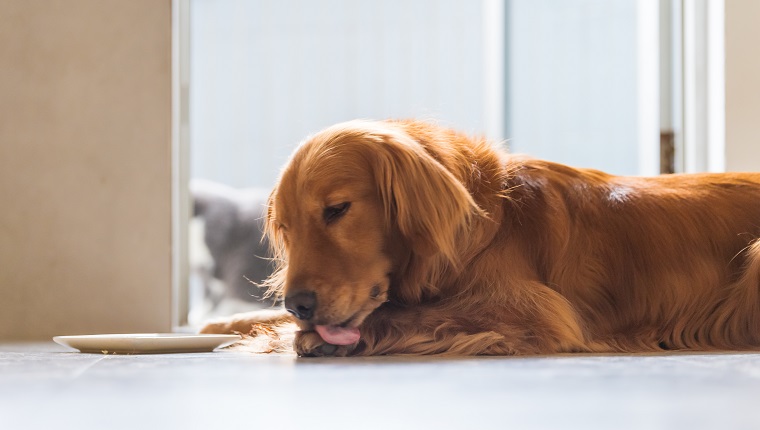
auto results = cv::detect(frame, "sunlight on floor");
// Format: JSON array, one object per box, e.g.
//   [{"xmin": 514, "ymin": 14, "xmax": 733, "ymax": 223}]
[{"xmin": 1, "ymin": 343, "xmax": 759, "ymax": 430}]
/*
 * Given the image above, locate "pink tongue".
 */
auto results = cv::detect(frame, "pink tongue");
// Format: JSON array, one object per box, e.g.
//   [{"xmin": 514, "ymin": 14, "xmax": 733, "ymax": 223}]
[{"xmin": 314, "ymin": 325, "xmax": 361, "ymax": 346}]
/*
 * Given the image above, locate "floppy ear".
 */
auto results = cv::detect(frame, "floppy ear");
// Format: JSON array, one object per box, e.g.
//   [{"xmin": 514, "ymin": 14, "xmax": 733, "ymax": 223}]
[
  {"xmin": 370, "ymin": 130, "xmax": 481, "ymax": 264},
  {"xmin": 261, "ymin": 185, "xmax": 287, "ymax": 300}
]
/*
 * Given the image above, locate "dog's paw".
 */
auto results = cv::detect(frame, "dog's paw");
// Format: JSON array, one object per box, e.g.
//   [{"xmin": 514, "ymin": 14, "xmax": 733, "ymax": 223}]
[{"xmin": 294, "ymin": 331, "xmax": 356, "ymax": 357}]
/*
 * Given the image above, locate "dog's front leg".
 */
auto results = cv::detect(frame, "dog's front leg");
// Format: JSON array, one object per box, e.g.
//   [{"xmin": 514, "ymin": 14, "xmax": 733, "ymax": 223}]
[
  {"xmin": 296, "ymin": 281, "xmax": 589, "ymax": 357},
  {"xmin": 296, "ymin": 302, "xmax": 546, "ymax": 357},
  {"xmin": 346, "ymin": 303, "xmax": 542, "ymax": 356},
  {"xmin": 199, "ymin": 308, "xmax": 293, "ymax": 334}
]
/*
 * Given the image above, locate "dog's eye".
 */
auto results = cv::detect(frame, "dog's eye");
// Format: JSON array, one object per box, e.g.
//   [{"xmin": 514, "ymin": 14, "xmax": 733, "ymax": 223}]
[{"xmin": 323, "ymin": 202, "xmax": 351, "ymax": 224}]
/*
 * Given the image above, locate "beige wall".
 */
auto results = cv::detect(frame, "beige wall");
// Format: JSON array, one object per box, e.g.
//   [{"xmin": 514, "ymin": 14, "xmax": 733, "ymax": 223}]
[
  {"xmin": 725, "ymin": 0, "xmax": 760, "ymax": 172},
  {"xmin": 0, "ymin": 0, "xmax": 173, "ymax": 339}
]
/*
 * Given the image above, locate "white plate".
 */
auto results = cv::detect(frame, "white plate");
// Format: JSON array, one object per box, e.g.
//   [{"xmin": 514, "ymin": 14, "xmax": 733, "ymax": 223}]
[{"xmin": 52, "ymin": 333, "xmax": 241, "ymax": 354}]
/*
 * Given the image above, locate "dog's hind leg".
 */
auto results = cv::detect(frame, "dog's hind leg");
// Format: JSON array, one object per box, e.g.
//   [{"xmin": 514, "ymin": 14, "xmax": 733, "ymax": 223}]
[{"xmin": 705, "ymin": 239, "xmax": 760, "ymax": 349}]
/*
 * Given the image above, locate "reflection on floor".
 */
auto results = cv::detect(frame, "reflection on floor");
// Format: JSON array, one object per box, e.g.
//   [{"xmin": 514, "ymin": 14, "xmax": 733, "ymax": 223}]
[{"xmin": 1, "ymin": 342, "xmax": 759, "ymax": 430}]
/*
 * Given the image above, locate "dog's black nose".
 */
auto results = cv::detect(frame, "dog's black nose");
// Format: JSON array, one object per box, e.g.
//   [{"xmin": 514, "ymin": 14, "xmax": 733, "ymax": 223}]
[{"xmin": 284, "ymin": 291, "xmax": 317, "ymax": 320}]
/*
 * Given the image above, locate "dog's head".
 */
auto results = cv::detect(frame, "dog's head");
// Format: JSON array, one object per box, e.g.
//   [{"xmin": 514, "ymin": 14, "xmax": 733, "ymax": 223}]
[{"xmin": 264, "ymin": 120, "xmax": 481, "ymax": 344}]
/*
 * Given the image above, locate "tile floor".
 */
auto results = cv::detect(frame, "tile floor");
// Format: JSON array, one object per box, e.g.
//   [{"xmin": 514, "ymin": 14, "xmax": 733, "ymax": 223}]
[{"xmin": 1, "ymin": 342, "xmax": 759, "ymax": 430}]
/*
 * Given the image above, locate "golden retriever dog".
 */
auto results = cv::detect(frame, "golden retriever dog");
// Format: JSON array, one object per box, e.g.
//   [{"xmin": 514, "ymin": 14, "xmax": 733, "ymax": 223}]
[{"xmin": 201, "ymin": 119, "xmax": 760, "ymax": 357}]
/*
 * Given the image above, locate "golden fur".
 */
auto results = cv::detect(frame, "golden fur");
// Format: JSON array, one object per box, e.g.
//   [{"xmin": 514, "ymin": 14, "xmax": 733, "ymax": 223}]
[{"xmin": 202, "ymin": 119, "xmax": 760, "ymax": 356}]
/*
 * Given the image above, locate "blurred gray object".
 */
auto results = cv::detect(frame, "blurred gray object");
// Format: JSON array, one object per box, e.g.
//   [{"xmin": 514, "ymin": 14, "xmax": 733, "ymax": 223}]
[{"xmin": 190, "ymin": 179, "xmax": 276, "ymax": 309}]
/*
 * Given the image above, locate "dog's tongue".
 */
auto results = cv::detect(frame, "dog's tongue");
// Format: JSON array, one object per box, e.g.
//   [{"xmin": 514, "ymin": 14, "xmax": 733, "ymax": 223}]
[{"xmin": 315, "ymin": 325, "xmax": 361, "ymax": 346}]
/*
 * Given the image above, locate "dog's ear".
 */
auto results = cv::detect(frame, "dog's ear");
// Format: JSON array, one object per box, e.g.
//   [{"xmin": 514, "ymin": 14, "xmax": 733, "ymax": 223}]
[
  {"xmin": 261, "ymin": 185, "xmax": 287, "ymax": 300},
  {"xmin": 370, "ymin": 130, "xmax": 481, "ymax": 263}
]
